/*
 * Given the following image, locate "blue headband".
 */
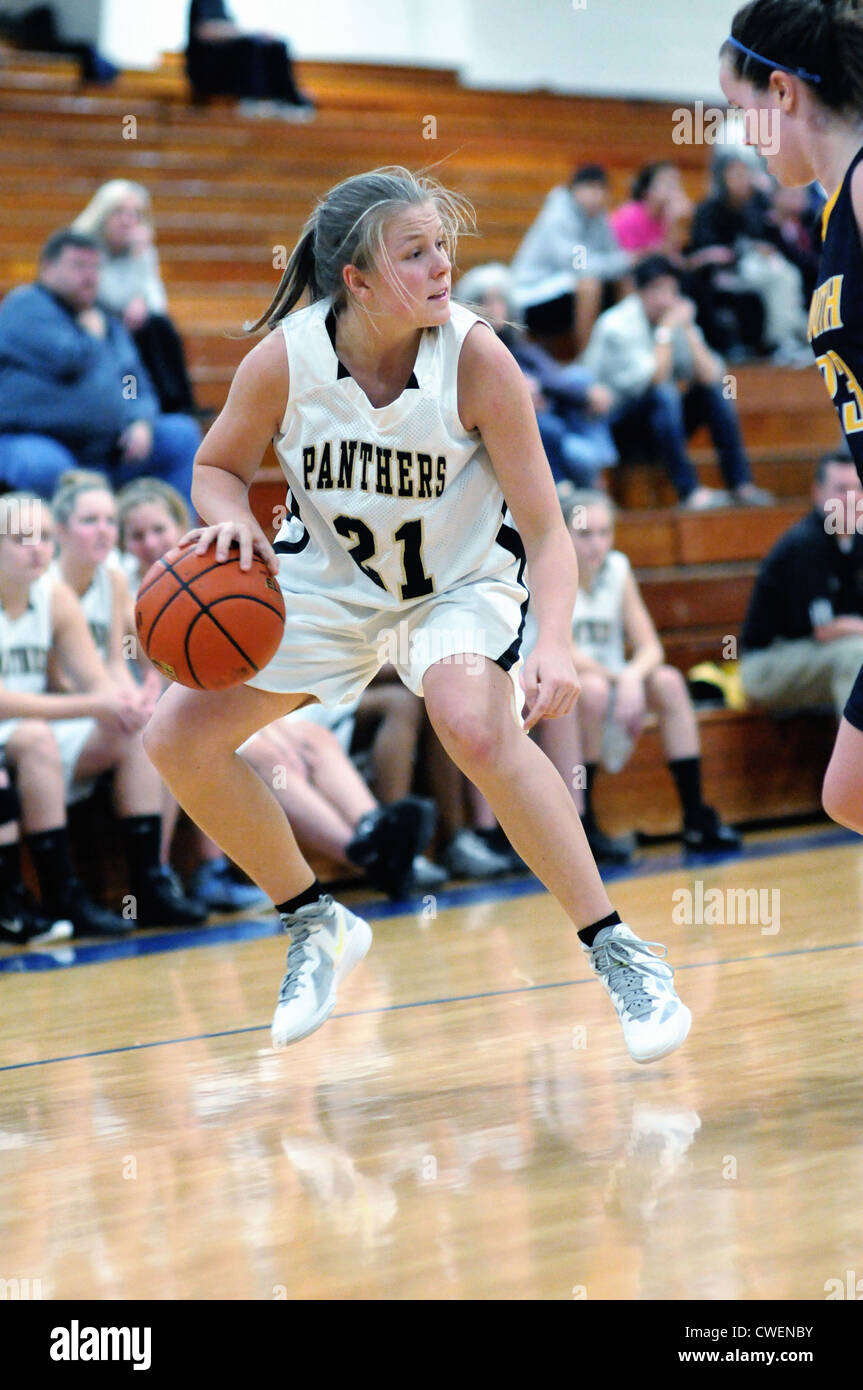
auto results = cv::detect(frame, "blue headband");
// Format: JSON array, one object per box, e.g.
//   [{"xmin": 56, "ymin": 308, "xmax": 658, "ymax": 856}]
[{"xmin": 725, "ymin": 34, "xmax": 822, "ymax": 84}]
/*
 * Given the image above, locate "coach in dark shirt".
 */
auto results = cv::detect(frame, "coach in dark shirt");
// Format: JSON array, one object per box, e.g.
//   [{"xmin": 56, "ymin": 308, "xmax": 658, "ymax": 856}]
[{"xmin": 740, "ymin": 449, "xmax": 863, "ymax": 716}]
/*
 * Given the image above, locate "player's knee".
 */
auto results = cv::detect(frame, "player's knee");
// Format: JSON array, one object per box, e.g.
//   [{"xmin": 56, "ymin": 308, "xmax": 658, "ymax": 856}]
[
  {"xmin": 6, "ymin": 718, "xmax": 62, "ymax": 767},
  {"xmin": 435, "ymin": 709, "xmax": 501, "ymax": 768},
  {"xmin": 578, "ymin": 671, "xmax": 612, "ymax": 716},
  {"xmin": 142, "ymin": 709, "xmax": 177, "ymax": 769},
  {"xmin": 648, "ymin": 664, "xmax": 687, "ymax": 706}
]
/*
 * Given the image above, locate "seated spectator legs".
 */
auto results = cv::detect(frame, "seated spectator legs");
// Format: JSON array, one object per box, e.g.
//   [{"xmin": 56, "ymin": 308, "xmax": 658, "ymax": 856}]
[
  {"xmin": 612, "ymin": 384, "xmax": 701, "ymax": 502},
  {"xmin": 351, "ymin": 674, "xmax": 424, "ymax": 804},
  {"xmin": 0, "ymin": 434, "xmax": 79, "ymax": 497},
  {"xmin": 106, "ymin": 414, "xmax": 200, "ymax": 514},
  {"xmin": 741, "ymin": 635, "xmax": 863, "ymax": 718},
  {"xmin": 682, "ymin": 382, "xmax": 752, "ymax": 495},
  {"xmin": 644, "ymin": 665, "xmax": 739, "ymax": 848},
  {"xmin": 131, "ymin": 316, "xmax": 197, "ymax": 416}
]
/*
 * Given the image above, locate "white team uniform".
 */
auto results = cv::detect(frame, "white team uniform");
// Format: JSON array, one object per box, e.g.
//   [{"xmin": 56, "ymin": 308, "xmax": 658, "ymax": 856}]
[
  {"xmin": 0, "ymin": 569, "xmax": 100, "ymax": 802},
  {"xmin": 246, "ymin": 299, "xmax": 530, "ymax": 710}
]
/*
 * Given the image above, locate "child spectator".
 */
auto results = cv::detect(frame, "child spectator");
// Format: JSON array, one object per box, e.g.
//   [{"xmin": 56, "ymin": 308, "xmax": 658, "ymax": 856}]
[
  {"xmin": 0, "ymin": 230, "xmax": 201, "ymax": 509},
  {"xmin": 534, "ymin": 488, "xmax": 741, "ymax": 861},
  {"xmin": 0, "ymin": 492, "xmax": 203, "ymax": 936},
  {"xmin": 73, "ymin": 181, "xmax": 197, "ymax": 416}
]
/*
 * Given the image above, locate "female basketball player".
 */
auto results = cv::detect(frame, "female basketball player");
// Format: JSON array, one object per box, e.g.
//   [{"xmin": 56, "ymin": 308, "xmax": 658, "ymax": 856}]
[
  {"xmin": 719, "ymin": 2, "xmax": 863, "ymax": 830},
  {"xmin": 142, "ymin": 167, "xmax": 691, "ymax": 1064}
]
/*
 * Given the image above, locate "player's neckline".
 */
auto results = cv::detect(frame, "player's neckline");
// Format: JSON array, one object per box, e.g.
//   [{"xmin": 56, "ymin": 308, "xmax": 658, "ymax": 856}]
[{"xmin": 324, "ymin": 305, "xmax": 421, "ymax": 407}]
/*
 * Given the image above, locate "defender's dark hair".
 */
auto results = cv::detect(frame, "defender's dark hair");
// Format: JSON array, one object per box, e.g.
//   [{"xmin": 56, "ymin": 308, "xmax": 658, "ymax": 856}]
[
  {"xmin": 722, "ymin": 0, "xmax": 863, "ymax": 113},
  {"xmin": 245, "ymin": 165, "xmax": 476, "ymax": 334},
  {"xmin": 634, "ymin": 254, "xmax": 679, "ymax": 290},
  {"xmin": 630, "ymin": 161, "xmax": 676, "ymax": 202},
  {"xmin": 40, "ymin": 228, "xmax": 101, "ymax": 264}
]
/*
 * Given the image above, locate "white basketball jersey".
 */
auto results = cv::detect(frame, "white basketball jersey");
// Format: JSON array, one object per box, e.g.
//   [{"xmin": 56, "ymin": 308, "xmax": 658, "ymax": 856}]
[
  {"xmin": 49, "ymin": 560, "xmax": 112, "ymax": 662},
  {"xmin": 571, "ymin": 550, "xmax": 630, "ymax": 673},
  {"xmin": 270, "ymin": 299, "xmax": 526, "ymax": 609},
  {"xmin": 0, "ymin": 571, "xmax": 54, "ymax": 692}
]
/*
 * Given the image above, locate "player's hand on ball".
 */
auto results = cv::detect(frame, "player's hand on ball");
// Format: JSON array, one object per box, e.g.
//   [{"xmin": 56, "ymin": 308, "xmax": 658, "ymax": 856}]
[
  {"xmin": 520, "ymin": 644, "xmax": 580, "ymax": 730},
  {"xmin": 180, "ymin": 519, "xmax": 279, "ymax": 575}
]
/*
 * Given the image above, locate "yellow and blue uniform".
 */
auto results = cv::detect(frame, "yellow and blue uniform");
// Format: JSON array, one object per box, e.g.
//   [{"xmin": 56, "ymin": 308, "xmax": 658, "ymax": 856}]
[{"xmin": 809, "ymin": 144, "xmax": 863, "ymax": 729}]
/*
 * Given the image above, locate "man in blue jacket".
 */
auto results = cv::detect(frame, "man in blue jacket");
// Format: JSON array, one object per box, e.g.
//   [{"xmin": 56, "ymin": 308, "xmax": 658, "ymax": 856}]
[{"xmin": 0, "ymin": 230, "xmax": 200, "ymax": 507}]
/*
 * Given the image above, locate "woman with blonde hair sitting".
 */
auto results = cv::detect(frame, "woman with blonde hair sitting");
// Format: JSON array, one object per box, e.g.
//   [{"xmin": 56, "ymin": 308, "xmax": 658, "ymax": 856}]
[{"xmin": 73, "ymin": 180, "xmax": 197, "ymax": 416}]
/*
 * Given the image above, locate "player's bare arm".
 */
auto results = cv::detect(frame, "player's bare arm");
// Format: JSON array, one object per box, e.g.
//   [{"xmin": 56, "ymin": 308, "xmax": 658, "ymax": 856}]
[
  {"xmin": 184, "ymin": 330, "xmax": 290, "ymax": 573},
  {"xmin": 457, "ymin": 322, "xmax": 580, "ymax": 725}
]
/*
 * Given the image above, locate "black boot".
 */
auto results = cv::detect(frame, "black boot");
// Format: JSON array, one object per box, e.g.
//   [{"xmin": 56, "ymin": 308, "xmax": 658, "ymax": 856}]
[
  {"xmin": 682, "ymin": 806, "xmax": 742, "ymax": 853},
  {"xmin": 346, "ymin": 797, "xmax": 436, "ymax": 898},
  {"xmin": 133, "ymin": 866, "xmax": 208, "ymax": 929},
  {"xmin": 54, "ymin": 878, "xmax": 134, "ymax": 938},
  {"xmin": 584, "ymin": 822, "xmax": 636, "ymax": 866}
]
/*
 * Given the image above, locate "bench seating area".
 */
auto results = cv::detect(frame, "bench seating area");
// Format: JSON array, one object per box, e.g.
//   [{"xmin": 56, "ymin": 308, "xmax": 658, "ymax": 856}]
[{"xmin": 0, "ymin": 45, "xmax": 844, "ymax": 840}]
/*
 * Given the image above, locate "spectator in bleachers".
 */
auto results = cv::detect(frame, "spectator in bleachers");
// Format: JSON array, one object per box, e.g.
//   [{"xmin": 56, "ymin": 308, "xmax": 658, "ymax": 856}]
[
  {"xmin": 0, "ymin": 230, "xmax": 201, "ymax": 509},
  {"xmin": 186, "ymin": 0, "xmax": 315, "ymax": 120},
  {"xmin": 117, "ymin": 479, "xmax": 440, "ymax": 900},
  {"xmin": 72, "ymin": 180, "xmax": 198, "ymax": 416},
  {"xmin": 690, "ymin": 152, "xmax": 810, "ymax": 364},
  {"xmin": 509, "ymin": 164, "xmax": 632, "ymax": 352},
  {"xmin": 50, "ymin": 469, "xmax": 207, "ymax": 924},
  {"xmin": 582, "ymin": 255, "xmax": 771, "ymax": 509},
  {"xmin": 0, "ymin": 490, "xmax": 205, "ymax": 937},
  {"xmin": 534, "ymin": 487, "xmax": 741, "ymax": 862},
  {"xmin": 740, "ymin": 449, "xmax": 863, "ymax": 720},
  {"xmin": 455, "ymin": 262, "xmax": 618, "ymax": 487},
  {"xmin": 760, "ymin": 183, "xmax": 823, "ymax": 307},
  {"xmin": 610, "ymin": 161, "xmax": 692, "ymax": 259}
]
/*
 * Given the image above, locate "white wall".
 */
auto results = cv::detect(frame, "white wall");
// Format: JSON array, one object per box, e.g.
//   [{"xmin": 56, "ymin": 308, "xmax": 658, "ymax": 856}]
[{"xmin": 38, "ymin": 0, "xmax": 738, "ymax": 104}]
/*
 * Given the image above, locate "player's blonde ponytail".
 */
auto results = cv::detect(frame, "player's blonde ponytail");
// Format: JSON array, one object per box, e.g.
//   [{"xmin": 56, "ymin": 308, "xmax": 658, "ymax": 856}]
[{"xmin": 244, "ymin": 166, "xmax": 475, "ymax": 335}]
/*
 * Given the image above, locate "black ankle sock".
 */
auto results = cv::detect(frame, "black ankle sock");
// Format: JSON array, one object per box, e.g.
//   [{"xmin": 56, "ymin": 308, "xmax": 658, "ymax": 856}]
[
  {"xmin": 25, "ymin": 827, "xmax": 75, "ymax": 909},
  {"xmin": 577, "ymin": 909, "xmax": 622, "ymax": 947},
  {"xmin": 275, "ymin": 879, "xmax": 323, "ymax": 916},
  {"xmin": 0, "ymin": 842, "xmax": 22, "ymax": 896},
  {"xmin": 120, "ymin": 814, "xmax": 162, "ymax": 884},
  {"xmin": 668, "ymin": 757, "xmax": 704, "ymax": 827}
]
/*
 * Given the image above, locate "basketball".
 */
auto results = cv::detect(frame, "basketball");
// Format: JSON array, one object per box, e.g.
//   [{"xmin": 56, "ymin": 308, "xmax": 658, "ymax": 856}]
[{"xmin": 134, "ymin": 542, "xmax": 285, "ymax": 690}]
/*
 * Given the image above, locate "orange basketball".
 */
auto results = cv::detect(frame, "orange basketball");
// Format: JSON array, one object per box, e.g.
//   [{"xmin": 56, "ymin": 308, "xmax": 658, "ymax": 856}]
[{"xmin": 134, "ymin": 543, "xmax": 285, "ymax": 690}]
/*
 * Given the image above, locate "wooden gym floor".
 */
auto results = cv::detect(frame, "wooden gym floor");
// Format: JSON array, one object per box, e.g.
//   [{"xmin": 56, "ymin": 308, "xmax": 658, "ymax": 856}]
[{"xmin": 1, "ymin": 824, "xmax": 862, "ymax": 1302}]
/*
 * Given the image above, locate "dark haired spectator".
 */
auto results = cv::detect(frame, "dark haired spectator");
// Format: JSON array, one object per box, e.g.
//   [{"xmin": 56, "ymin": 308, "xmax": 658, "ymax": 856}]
[
  {"xmin": 610, "ymin": 162, "xmax": 692, "ymax": 258},
  {"xmin": 73, "ymin": 181, "xmax": 197, "ymax": 416},
  {"xmin": 187, "ymin": 0, "xmax": 315, "ymax": 120},
  {"xmin": 456, "ymin": 263, "xmax": 617, "ymax": 487},
  {"xmin": 510, "ymin": 164, "xmax": 632, "ymax": 352},
  {"xmin": 583, "ymin": 255, "xmax": 771, "ymax": 508},
  {"xmin": 690, "ymin": 152, "xmax": 810, "ymax": 362},
  {"xmin": 0, "ymin": 230, "xmax": 200, "ymax": 509},
  {"xmin": 740, "ymin": 449, "xmax": 863, "ymax": 717}
]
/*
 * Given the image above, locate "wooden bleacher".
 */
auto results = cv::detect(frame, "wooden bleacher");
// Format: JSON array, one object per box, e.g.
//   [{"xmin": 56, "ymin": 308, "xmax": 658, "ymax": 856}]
[{"xmin": 0, "ymin": 46, "xmax": 845, "ymax": 840}]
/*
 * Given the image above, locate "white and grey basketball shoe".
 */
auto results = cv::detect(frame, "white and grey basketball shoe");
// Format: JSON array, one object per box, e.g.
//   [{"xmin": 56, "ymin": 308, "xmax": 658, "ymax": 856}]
[
  {"xmin": 581, "ymin": 923, "xmax": 691, "ymax": 1064},
  {"xmin": 271, "ymin": 896, "xmax": 373, "ymax": 1049}
]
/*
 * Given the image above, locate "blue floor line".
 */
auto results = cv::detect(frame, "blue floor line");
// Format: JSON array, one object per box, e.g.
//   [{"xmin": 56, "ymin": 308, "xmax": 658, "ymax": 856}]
[
  {"xmin": 0, "ymin": 822, "xmax": 857, "ymax": 980},
  {"xmin": 2, "ymin": 935, "xmax": 862, "ymax": 1075}
]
